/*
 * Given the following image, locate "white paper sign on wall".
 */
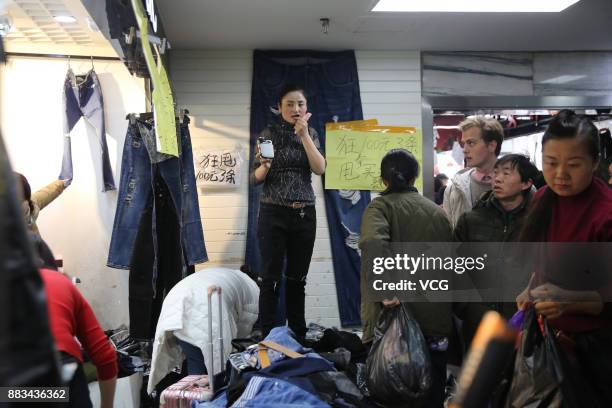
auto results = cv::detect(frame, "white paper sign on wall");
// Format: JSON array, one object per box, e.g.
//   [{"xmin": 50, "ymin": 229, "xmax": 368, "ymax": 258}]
[{"xmin": 194, "ymin": 149, "xmax": 243, "ymax": 187}]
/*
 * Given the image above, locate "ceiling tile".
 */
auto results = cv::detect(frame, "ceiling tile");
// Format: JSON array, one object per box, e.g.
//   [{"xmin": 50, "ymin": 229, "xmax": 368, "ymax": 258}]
[{"xmin": 3, "ymin": 0, "xmax": 118, "ymax": 56}]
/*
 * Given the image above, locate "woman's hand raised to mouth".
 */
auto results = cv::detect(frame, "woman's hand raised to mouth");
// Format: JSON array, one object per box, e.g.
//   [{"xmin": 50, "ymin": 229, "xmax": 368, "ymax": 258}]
[{"xmin": 294, "ymin": 112, "xmax": 312, "ymax": 137}]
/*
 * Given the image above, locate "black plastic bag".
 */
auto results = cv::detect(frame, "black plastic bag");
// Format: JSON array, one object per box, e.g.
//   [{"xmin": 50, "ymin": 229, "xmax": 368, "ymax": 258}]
[
  {"xmin": 366, "ymin": 304, "xmax": 432, "ymax": 404},
  {"xmin": 504, "ymin": 308, "xmax": 588, "ymax": 408},
  {"xmin": 573, "ymin": 329, "xmax": 612, "ymax": 405}
]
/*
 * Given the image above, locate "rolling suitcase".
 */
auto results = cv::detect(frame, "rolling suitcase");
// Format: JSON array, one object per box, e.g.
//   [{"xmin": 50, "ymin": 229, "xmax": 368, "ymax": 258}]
[{"xmin": 160, "ymin": 285, "xmax": 225, "ymax": 407}]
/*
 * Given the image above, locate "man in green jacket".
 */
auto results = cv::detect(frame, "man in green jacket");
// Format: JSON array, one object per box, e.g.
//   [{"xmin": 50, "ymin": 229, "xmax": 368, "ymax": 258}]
[{"xmin": 454, "ymin": 154, "xmax": 538, "ymax": 346}]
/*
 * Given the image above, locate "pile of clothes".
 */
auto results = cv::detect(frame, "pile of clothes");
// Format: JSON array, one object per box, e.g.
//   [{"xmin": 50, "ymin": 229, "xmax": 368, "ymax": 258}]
[
  {"xmin": 195, "ymin": 324, "xmax": 375, "ymax": 408},
  {"xmin": 87, "ymin": 326, "xmax": 150, "ymax": 379}
]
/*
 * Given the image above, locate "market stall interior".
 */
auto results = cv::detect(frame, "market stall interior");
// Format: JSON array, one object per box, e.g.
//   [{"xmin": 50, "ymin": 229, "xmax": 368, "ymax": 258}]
[
  {"xmin": 1, "ymin": 0, "xmax": 612, "ymax": 407},
  {"xmin": 423, "ymin": 96, "xmax": 612, "ymax": 196}
]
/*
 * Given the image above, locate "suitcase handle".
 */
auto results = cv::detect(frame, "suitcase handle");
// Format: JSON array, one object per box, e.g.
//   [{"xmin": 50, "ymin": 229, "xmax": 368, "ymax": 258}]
[
  {"xmin": 207, "ymin": 285, "xmax": 223, "ymax": 393},
  {"xmin": 178, "ymin": 376, "xmax": 209, "ymax": 391}
]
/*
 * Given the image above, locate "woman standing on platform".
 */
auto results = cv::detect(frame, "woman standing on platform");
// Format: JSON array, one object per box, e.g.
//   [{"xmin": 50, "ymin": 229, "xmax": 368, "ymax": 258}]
[{"xmin": 251, "ymin": 84, "xmax": 326, "ymax": 338}]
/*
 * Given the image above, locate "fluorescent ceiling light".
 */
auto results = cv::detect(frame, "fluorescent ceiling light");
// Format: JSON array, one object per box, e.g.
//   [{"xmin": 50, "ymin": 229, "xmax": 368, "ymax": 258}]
[
  {"xmin": 372, "ymin": 0, "xmax": 581, "ymax": 13},
  {"xmin": 539, "ymin": 75, "xmax": 586, "ymax": 84},
  {"xmin": 53, "ymin": 15, "xmax": 77, "ymax": 23}
]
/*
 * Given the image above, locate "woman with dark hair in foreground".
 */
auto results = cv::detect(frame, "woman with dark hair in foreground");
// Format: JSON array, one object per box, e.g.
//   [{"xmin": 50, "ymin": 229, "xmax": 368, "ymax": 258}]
[{"xmin": 360, "ymin": 148, "xmax": 453, "ymax": 407}]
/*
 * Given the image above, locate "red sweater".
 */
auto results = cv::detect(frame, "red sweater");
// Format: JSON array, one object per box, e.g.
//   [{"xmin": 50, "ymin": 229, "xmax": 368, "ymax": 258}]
[
  {"xmin": 40, "ymin": 269, "xmax": 118, "ymax": 380},
  {"xmin": 533, "ymin": 178, "xmax": 612, "ymax": 332},
  {"xmin": 540, "ymin": 177, "xmax": 612, "ymax": 242}
]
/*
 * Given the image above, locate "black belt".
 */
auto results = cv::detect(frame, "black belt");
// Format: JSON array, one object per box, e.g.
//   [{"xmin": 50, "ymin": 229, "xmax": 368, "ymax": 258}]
[{"xmin": 262, "ymin": 201, "xmax": 312, "ymax": 209}]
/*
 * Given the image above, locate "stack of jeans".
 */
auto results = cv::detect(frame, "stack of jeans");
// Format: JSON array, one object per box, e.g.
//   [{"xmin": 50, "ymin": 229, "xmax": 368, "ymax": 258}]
[{"xmin": 107, "ymin": 115, "xmax": 207, "ymax": 340}]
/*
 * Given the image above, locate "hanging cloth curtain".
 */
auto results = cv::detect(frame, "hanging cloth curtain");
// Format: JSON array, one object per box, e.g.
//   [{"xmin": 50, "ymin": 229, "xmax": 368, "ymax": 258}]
[{"xmin": 246, "ymin": 50, "xmax": 368, "ymax": 326}]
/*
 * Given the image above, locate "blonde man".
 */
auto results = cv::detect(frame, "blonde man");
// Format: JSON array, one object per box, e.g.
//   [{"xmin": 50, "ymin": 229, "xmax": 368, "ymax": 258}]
[{"xmin": 443, "ymin": 116, "xmax": 504, "ymax": 227}]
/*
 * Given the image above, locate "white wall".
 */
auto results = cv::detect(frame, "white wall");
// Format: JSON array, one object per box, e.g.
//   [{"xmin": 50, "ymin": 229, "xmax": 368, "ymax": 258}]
[
  {"xmin": 170, "ymin": 50, "xmax": 421, "ymax": 327},
  {"xmin": 1, "ymin": 56, "xmax": 145, "ymax": 329}
]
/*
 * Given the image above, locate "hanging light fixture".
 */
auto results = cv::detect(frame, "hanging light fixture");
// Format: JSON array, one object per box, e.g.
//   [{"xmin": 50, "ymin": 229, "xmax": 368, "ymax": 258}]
[
  {"xmin": 53, "ymin": 15, "xmax": 77, "ymax": 23},
  {"xmin": 0, "ymin": 14, "xmax": 13, "ymax": 35},
  {"xmin": 372, "ymin": 0, "xmax": 581, "ymax": 13},
  {"xmin": 320, "ymin": 18, "xmax": 330, "ymax": 34}
]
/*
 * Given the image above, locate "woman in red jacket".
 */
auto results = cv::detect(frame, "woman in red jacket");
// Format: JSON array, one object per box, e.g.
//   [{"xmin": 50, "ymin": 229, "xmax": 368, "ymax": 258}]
[
  {"xmin": 40, "ymin": 268, "xmax": 118, "ymax": 408},
  {"xmin": 518, "ymin": 110, "xmax": 612, "ymax": 319},
  {"xmin": 517, "ymin": 109, "xmax": 612, "ymax": 403}
]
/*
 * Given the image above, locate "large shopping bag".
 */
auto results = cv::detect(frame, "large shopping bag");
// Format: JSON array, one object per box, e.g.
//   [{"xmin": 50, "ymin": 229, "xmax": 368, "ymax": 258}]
[
  {"xmin": 504, "ymin": 308, "xmax": 588, "ymax": 408},
  {"xmin": 366, "ymin": 304, "xmax": 432, "ymax": 405}
]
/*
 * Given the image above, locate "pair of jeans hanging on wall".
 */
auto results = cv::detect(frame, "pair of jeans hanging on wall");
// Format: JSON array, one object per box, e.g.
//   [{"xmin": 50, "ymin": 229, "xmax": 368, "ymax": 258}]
[
  {"xmin": 246, "ymin": 50, "xmax": 369, "ymax": 326},
  {"xmin": 107, "ymin": 115, "xmax": 207, "ymax": 339},
  {"xmin": 60, "ymin": 68, "xmax": 116, "ymax": 191}
]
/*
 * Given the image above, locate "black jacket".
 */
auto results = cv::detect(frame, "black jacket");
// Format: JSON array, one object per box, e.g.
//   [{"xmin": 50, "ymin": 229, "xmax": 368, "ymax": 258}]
[
  {"xmin": 453, "ymin": 189, "xmax": 533, "ymax": 347},
  {"xmin": 454, "ymin": 189, "xmax": 532, "ymax": 243}
]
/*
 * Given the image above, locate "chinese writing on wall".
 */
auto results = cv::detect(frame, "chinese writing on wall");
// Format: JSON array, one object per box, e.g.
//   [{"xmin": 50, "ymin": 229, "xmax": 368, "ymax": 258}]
[{"xmin": 195, "ymin": 149, "xmax": 243, "ymax": 187}]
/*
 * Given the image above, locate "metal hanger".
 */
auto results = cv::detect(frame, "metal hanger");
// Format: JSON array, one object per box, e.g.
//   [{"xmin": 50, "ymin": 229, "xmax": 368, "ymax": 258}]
[{"xmin": 126, "ymin": 112, "xmax": 154, "ymax": 125}]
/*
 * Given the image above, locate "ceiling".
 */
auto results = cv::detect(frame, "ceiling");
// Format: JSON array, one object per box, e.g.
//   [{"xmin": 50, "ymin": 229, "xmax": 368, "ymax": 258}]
[
  {"xmin": 1, "ymin": 0, "xmax": 117, "ymax": 56},
  {"xmin": 156, "ymin": 0, "xmax": 612, "ymax": 51}
]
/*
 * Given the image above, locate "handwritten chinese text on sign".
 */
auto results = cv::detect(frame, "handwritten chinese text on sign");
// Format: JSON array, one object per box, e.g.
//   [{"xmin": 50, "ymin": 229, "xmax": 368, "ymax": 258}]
[
  {"xmin": 194, "ymin": 149, "xmax": 243, "ymax": 187},
  {"xmin": 325, "ymin": 127, "xmax": 422, "ymax": 192}
]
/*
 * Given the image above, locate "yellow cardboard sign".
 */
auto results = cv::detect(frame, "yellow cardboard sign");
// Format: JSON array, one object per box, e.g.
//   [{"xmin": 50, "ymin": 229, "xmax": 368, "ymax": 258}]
[
  {"xmin": 131, "ymin": 0, "xmax": 179, "ymax": 157},
  {"xmin": 325, "ymin": 126, "xmax": 423, "ymax": 192},
  {"xmin": 325, "ymin": 119, "xmax": 378, "ymax": 131}
]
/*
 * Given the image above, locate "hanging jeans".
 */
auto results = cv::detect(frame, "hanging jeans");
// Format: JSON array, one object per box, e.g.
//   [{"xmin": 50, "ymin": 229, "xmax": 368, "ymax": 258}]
[
  {"xmin": 257, "ymin": 204, "xmax": 316, "ymax": 338},
  {"xmin": 246, "ymin": 50, "xmax": 368, "ymax": 327},
  {"xmin": 107, "ymin": 116, "xmax": 207, "ymax": 339},
  {"xmin": 107, "ymin": 115, "xmax": 207, "ymax": 270},
  {"xmin": 105, "ymin": 0, "xmax": 149, "ymax": 77},
  {"xmin": 60, "ymin": 68, "xmax": 115, "ymax": 191},
  {"xmin": 128, "ymin": 170, "xmax": 185, "ymax": 340}
]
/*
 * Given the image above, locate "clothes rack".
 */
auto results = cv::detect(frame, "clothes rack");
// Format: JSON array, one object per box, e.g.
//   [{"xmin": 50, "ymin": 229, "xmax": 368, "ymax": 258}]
[
  {"xmin": 124, "ymin": 27, "xmax": 170, "ymax": 54},
  {"xmin": 126, "ymin": 112, "xmax": 154, "ymax": 124},
  {"xmin": 126, "ymin": 108, "xmax": 190, "ymax": 125},
  {"xmin": 5, "ymin": 52, "xmax": 121, "ymax": 61}
]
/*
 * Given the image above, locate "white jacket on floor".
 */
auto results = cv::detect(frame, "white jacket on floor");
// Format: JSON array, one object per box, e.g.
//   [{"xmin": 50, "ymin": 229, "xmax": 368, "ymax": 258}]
[
  {"xmin": 443, "ymin": 167, "xmax": 478, "ymax": 228},
  {"xmin": 147, "ymin": 267, "xmax": 259, "ymax": 394}
]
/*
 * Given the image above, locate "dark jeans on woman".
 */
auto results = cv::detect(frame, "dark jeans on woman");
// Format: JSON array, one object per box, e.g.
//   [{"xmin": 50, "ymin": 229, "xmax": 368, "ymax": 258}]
[
  {"xmin": 177, "ymin": 339, "xmax": 207, "ymax": 375},
  {"xmin": 258, "ymin": 203, "xmax": 316, "ymax": 338},
  {"xmin": 57, "ymin": 353, "xmax": 92, "ymax": 408},
  {"xmin": 425, "ymin": 350, "xmax": 448, "ymax": 408}
]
